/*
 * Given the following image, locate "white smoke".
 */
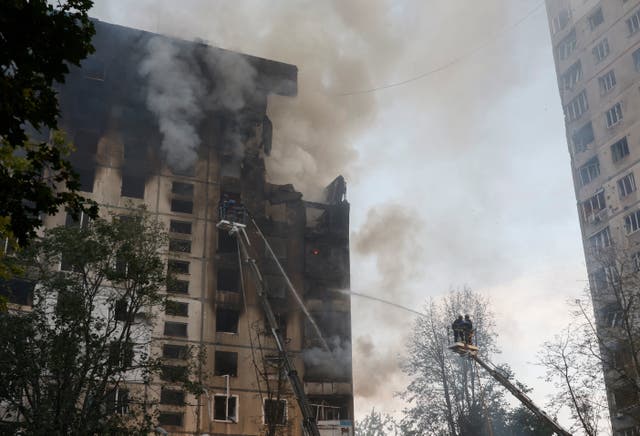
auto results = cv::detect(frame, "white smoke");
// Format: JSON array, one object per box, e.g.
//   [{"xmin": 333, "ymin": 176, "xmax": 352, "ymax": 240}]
[
  {"xmin": 138, "ymin": 37, "xmax": 204, "ymax": 172},
  {"xmin": 302, "ymin": 336, "xmax": 352, "ymax": 379}
]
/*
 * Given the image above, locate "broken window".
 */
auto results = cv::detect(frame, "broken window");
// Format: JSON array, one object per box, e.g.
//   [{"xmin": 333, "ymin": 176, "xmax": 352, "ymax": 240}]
[
  {"xmin": 158, "ymin": 412, "xmax": 183, "ymax": 427},
  {"xmin": 606, "ymin": 102, "xmax": 623, "ymax": 128},
  {"xmin": 611, "ymin": 137, "xmax": 630, "ymax": 162},
  {"xmin": 572, "ymin": 122, "xmax": 594, "ymax": 153},
  {"xmin": 218, "ymin": 229, "xmax": 237, "ymax": 253},
  {"xmin": 214, "ymin": 395, "xmax": 238, "ymax": 421},
  {"xmin": 121, "ymin": 173, "xmax": 146, "ymax": 199},
  {"xmin": 169, "ymin": 238, "xmax": 191, "ymax": 253},
  {"xmin": 264, "ymin": 399, "xmax": 287, "ymax": 425},
  {"xmin": 171, "ymin": 199, "xmax": 193, "ymax": 214},
  {"xmin": 217, "ymin": 269, "xmax": 239, "ymax": 292},
  {"xmin": 171, "ymin": 181, "xmax": 194, "ymax": 198},
  {"xmin": 593, "ymin": 38, "xmax": 610, "ymax": 63},
  {"xmin": 564, "ymin": 90, "xmax": 588, "ymax": 122},
  {"xmin": 214, "ymin": 351, "xmax": 238, "ymax": 376},
  {"xmin": 581, "ymin": 190, "xmax": 606, "ymax": 223},
  {"xmin": 164, "ymin": 321, "xmax": 188, "ymax": 337},
  {"xmin": 160, "ymin": 365, "xmax": 188, "ymax": 382},
  {"xmin": 618, "ymin": 173, "xmax": 636, "ymax": 198},
  {"xmin": 561, "ymin": 61, "xmax": 582, "ymax": 90},
  {"xmin": 628, "ymin": 9, "xmax": 640, "ymax": 35},
  {"xmin": 168, "ymin": 260, "xmax": 189, "ymax": 275},
  {"xmin": 578, "ymin": 157, "xmax": 600, "ymax": 186},
  {"xmin": 0, "ymin": 278, "xmax": 34, "ymax": 306},
  {"xmin": 589, "ymin": 227, "xmax": 612, "ymax": 250},
  {"xmin": 167, "ymin": 279, "xmax": 189, "ymax": 294},
  {"xmin": 216, "ymin": 308, "xmax": 239, "ymax": 333},
  {"xmin": 104, "ymin": 388, "xmax": 129, "ymax": 415},
  {"xmin": 163, "ymin": 344, "xmax": 188, "ymax": 360},
  {"xmin": 170, "ymin": 220, "xmax": 192, "ymax": 235},
  {"xmin": 160, "ymin": 389, "xmax": 185, "ymax": 406},
  {"xmin": 599, "ymin": 70, "xmax": 616, "ymax": 94},
  {"xmin": 551, "ymin": 9, "xmax": 570, "ymax": 34},
  {"xmin": 557, "ymin": 29, "xmax": 576, "ymax": 60},
  {"xmin": 588, "ymin": 8, "xmax": 604, "ymax": 30},
  {"xmin": 166, "ymin": 300, "xmax": 189, "ymax": 317}
]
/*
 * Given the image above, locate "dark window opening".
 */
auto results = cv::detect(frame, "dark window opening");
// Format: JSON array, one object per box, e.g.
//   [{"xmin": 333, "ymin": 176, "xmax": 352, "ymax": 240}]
[
  {"xmin": 164, "ymin": 321, "xmax": 188, "ymax": 337},
  {"xmin": 614, "ymin": 384, "xmax": 639, "ymax": 410},
  {"xmin": 83, "ymin": 55, "xmax": 105, "ymax": 81},
  {"xmin": 121, "ymin": 173, "xmax": 146, "ymax": 199},
  {"xmin": 108, "ymin": 341, "xmax": 134, "ymax": 368},
  {"xmin": 214, "ymin": 351, "xmax": 238, "ymax": 376},
  {"xmin": 65, "ymin": 211, "xmax": 91, "ymax": 228},
  {"xmin": 217, "ymin": 229, "xmax": 237, "ymax": 253},
  {"xmin": 214, "ymin": 395, "xmax": 238, "ymax": 421},
  {"xmin": 160, "ymin": 389, "xmax": 185, "ymax": 406},
  {"xmin": 171, "ymin": 181, "xmax": 194, "ymax": 198},
  {"xmin": 114, "ymin": 298, "xmax": 131, "ymax": 322},
  {"xmin": 163, "ymin": 344, "xmax": 188, "ymax": 360},
  {"xmin": 588, "ymin": 8, "xmax": 604, "ymax": 30},
  {"xmin": 171, "ymin": 199, "xmax": 193, "ymax": 214},
  {"xmin": 0, "ymin": 278, "xmax": 34, "ymax": 306},
  {"xmin": 572, "ymin": 122, "xmax": 594, "ymax": 153},
  {"xmin": 158, "ymin": 412, "xmax": 183, "ymax": 427},
  {"xmin": 216, "ymin": 308, "xmax": 239, "ymax": 333},
  {"xmin": 105, "ymin": 388, "xmax": 129, "ymax": 415},
  {"xmin": 264, "ymin": 399, "xmax": 287, "ymax": 425},
  {"xmin": 169, "ymin": 238, "xmax": 191, "ymax": 253},
  {"xmin": 75, "ymin": 167, "xmax": 96, "ymax": 193},
  {"xmin": 160, "ymin": 365, "xmax": 188, "ymax": 382},
  {"xmin": 264, "ymin": 313, "xmax": 287, "ymax": 338},
  {"xmin": 170, "ymin": 220, "xmax": 192, "ymax": 235},
  {"xmin": 217, "ymin": 269, "xmax": 239, "ymax": 292},
  {"xmin": 612, "ymin": 137, "xmax": 630, "ymax": 162},
  {"xmin": 166, "ymin": 300, "xmax": 189, "ymax": 317},
  {"xmin": 167, "ymin": 279, "xmax": 189, "ymax": 294},
  {"xmin": 168, "ymin": 260, "xmax": 189, "ymax": 275},
  {"xmin": 265, "ymin": 275, "xmax": 287, "ymax": 299}
]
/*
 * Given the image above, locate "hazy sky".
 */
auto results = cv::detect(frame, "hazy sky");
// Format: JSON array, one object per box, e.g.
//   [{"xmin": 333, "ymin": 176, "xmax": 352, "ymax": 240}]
[{"xmin": 90, "ymin": 0, "xmax": 588, "ymax": 426}]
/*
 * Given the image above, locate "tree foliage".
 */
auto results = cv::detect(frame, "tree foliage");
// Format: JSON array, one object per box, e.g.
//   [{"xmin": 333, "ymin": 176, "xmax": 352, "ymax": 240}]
[
  {"xmin": 0, "ymin": 0, "xmax": 97, "ymax": 245},
  {"xmin": 355, "ymin": 408, "xmax": 400, "ymax": 436},
  {"xmin": 400, "ymin": 288, "xmax": 555, "ymax": 436},
  {"xmin": 0, "ymin": 210, "xmax": 200, "ymax": 435}
]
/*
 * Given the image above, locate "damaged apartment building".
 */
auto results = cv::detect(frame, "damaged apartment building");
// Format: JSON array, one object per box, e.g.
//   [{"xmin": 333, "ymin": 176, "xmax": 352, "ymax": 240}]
[{"xmin": 19, "ymin": 20, "xmax": 354, "ymax": 435}]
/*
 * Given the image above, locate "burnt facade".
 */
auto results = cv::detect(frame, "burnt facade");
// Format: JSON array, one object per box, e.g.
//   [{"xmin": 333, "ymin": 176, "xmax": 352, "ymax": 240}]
[{"xmin": 46, "ymin": 19, "xmax": 353, "ymax": 436}]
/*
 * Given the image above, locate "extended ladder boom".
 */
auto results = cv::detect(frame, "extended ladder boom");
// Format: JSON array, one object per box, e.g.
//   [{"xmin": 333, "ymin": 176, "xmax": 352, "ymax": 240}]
[
  {"xmin": 469, "ymin": 353, "xmax": 572, "ymax": 436},
  {"xmin": 220, "ymin": 219, "xmax": 321, "ymax": 436}
]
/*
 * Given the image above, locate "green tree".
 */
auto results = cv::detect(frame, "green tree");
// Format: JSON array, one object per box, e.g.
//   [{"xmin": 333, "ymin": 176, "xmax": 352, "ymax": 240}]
[
  {"xmin": 355, "ymin": 408, "xmax": 400, "ymax": 436},
  {"xmin": 0, "ymin": 209, "xmax": 200, "ymax": 435},
  {"xmin": 0, "ymin": 0, "xmax": 97, "ymax": 246}
]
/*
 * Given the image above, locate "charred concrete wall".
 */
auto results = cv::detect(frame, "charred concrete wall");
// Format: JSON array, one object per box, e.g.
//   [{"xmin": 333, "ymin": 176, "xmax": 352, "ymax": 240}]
[{"xmin": 51, "ymin": 19, "xmax": 352, "ymax": 435}]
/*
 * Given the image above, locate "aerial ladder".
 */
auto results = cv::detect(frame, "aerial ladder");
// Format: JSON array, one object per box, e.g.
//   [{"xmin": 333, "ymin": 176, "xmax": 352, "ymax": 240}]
[
  {"xmin": 217, "ymin": 205, "xmax": 322, "ymax": 436},
  {"xmin": 449, "ymin": 342, "xmax": 573, "ymax": 436}
]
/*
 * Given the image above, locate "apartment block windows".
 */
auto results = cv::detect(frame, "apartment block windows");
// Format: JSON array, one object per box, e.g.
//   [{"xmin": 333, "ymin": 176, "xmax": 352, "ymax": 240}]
[
  {"xmin": 163, "ymin": 344, "xmax": 188, "ymax": 360},
  {"xmin": 166, "ymin": 300, "xmax": 189, "ymax": 317},
  {"xmin": 611, "ymin": 137, "xmax": 630, "ymax": 162},
  {"xmin": 168, "ymin": 260, "xmax": 189, "ymax": 275},
  {"xmin": 161, "ymin": 365, "xmax": 188, "ymax": 382},
  {"xmin": 633, "ymin": 48, "xmax": 640, "ymax": 71},
  {"xmin": 169, "ymin": 238, "xmax": 191, "ymax": 253},
  {"xmin": 214, "ymin": 351, "xmax": 238, "ymax": 376},
  {"xmin": 171, "ymin": 181, "xmax": 194, "ymax": 197},
  {"xmin": 214, "ymin": 395, "xmax": 238, "ymax": 421},
  {"xmin": 606, "ymin": 102, "xmax": 623, "ymax": 128},
  {"xmin": 216, "ymin": 308, "xmax": 239, "ymax": 333},
  {"xmin": 561, "ymin": 61, "xmax": 582, "ymax": 90},
  {"xmin": 588, "ymin": 8, "xmax": 604, "ymax": 30},
  {"xmin": 557, "ymin": 29, "xmax": 577, "ymax": 60},
  {"xmin": 589, "ymin": 227, "xmax": 611, "ymax": 250},
  {"xmin": 217, "ymin": 269, "xmax": 240, "ymax": 292},
  {"xmin": 171, "ymin": 199, "xmax": 193, "ymax": 214},
  {"xmin": 264, "ymin": 399, "xmax": 287, "ymax": 425},
  {"xmin": 593, "ymin": 38, "xmax": 610, "ymax": 63},
  {"xmin": 598, "ymin": 70, "xmax": 616, "ymax": 94},
  {"xmin": 121, "ymin": 173, "xmax": 145, "ymax": 199},
  {"xmin": 578, "ymin": 157, "xmax": 600, "ymax": 186},
  {"xmin": 160, "ymin": 389, "xmax": 185, "ymax": 406},
  {"xmin": 564, "ymin": 90, "xmax": 588, "ymax": 122},
  {"xmin": 167, "ymin": 279, "xmax": 189, "ymax": 294},
  {"xmin": 105, "ymin": 388, "xmax": 129, "ymax": 415},
  {"xmin": 628, "ymin": 9, "xmax": 640, "ymax": 35},
  {"xmin": 169, "ymin": 220, "xmax": 192, "ymax": 235},
  {"xmin": 572, "ymin": 122, "xmax": 594, "ymax": 153},
  {"xmin": 618, "ymin": 173, "xmax": 636, "ymax": 197},
  {"xmin": 551, "ymin": 9, "xmax": 570, "ymax": 34},
  {"xmin": 625, "ymin": 209, "xmax": 640, "ymax": 234},
  {"xmin": 164, "ymin": 321, "xmax": 188, "ymax": 337},
  {"xmin": 158, "ymin": 412, "xmax": 183, "ymax": 427},
  {"xmin": 581, "ymin": 190, "xmax": 606, "ymax": 223}
]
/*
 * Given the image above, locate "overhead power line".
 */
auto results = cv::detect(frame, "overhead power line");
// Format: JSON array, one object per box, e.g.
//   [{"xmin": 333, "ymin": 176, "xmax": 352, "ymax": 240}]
[{"xmin": 336, "ymin": 1, "xmax": 545, "ymax": 96}]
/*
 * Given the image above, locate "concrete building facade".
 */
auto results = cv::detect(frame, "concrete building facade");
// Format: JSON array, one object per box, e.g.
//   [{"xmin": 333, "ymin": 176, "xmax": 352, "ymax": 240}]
[
  {"xmin": 545, "ymin": 1, "xmax": 640, "ymax": 433},
  {"xmin": 2, "ymin": 20, "xmax": 354, "ymax": 435}
]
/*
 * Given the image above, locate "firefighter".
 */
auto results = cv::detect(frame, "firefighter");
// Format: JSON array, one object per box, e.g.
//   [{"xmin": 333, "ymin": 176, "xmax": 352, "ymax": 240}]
[
  {"xmin": 452, "ymin": 314, "xmax": 464, "ymax": 343},
  {"xmin": 462, "ymin": 314, "xmax": 473, "ymax": 344}
]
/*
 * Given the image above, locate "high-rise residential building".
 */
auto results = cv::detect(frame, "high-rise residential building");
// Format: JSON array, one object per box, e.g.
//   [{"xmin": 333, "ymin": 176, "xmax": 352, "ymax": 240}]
[
  {"xmin": 1, "ymin": 20, "xmax": 353, "ymax": 435},
  {"xmin": 546, "ymin": 1, "xmax": 640, "ymax": 433}
]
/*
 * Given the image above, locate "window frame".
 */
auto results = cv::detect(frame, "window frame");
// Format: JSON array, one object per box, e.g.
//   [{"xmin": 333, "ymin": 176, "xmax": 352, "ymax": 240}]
[{"xmin": 213, "ymin": 394, "xmax": 239, "ymax": 422}]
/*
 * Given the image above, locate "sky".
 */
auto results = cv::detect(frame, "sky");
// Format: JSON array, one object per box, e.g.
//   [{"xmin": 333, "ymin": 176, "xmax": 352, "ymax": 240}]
[{"xmin": 90, "ymin": 0, "xmax": 590, "ymax": 428}]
